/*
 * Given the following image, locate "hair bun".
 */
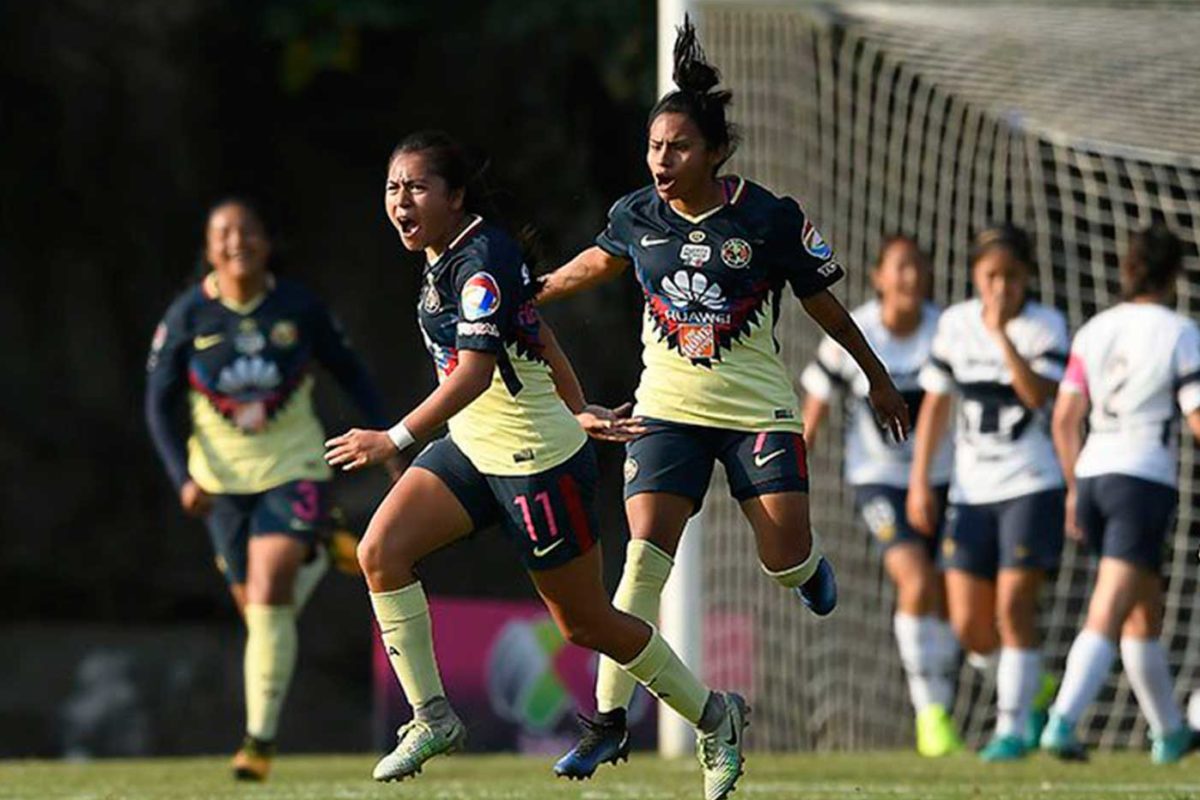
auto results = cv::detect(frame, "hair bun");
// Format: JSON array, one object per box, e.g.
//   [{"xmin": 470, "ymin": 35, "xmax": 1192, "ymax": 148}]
[{"xmin": 673, "ymin": 15, "xmax": 721, "ymax": 94}]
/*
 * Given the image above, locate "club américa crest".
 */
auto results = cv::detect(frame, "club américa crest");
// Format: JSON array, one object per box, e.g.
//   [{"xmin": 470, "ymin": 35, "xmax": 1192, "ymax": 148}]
[{"xmin": 720, "ymin": 237, "xmax": 752, "ymax": 269}]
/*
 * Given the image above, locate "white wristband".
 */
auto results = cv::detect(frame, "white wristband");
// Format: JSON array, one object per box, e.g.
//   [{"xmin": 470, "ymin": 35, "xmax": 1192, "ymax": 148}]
[{"xmin": 386, "ymin": 421, "xmax": 415, "ymax": 452}]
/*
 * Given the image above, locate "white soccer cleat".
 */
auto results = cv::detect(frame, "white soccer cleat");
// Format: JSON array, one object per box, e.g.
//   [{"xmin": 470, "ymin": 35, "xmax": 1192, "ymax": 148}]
[{"xmin": 372, "ymin": 713, "xmax": 467, "ymax": 782}]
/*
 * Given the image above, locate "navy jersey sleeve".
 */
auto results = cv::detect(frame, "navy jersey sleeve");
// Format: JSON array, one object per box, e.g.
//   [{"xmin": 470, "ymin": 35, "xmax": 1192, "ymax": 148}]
[
  {"xmin": 594, "ymin": 196, "xmax": 636, "ymax": 259},
  {"xmin": 773, "ymin": 198, "xmax": 845, "ymax": 298},
  {"xmin": 453, "ymin": 254, "xmax": 520, "ymax": 353},
  {"xmin": 144, "ymin": 297, "xmax": 193, "ymax": 491},
  {"xmin": 307, "ymin": 299, "xmax": 389, "ymax": 427}
]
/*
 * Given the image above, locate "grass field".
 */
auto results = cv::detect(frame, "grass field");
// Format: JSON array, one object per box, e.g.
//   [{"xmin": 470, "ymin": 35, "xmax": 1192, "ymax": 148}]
[{"xmin": 1, "ymin": 752, "xmax": 1198, "ymax": 800}]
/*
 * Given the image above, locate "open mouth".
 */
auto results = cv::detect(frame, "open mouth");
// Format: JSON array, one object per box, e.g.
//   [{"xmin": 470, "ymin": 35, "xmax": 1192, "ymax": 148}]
[
  {"xmin": 397, "ymin": 217, "xmax": 420, "ymax": 237},
  {"xmin": 654, "ymin": 173, "xmax": 676, "ymax": 193}
]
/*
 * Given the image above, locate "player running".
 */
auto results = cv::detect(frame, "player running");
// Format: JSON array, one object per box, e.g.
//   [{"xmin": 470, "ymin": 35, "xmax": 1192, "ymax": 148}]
[
  {"xmin": 1039, "ymin": 223, "xmax": 1200, "ymax": 764},
  {"xmin": 535, "ymin": 17, "xmax": 910, "ymax": 779},
  {"xmin": 800, "ymin": 235, "xmax": 960, "ymax": 757},
  {"xmin": 908, "ymin": 224, "xmax": 1068, "ymax": 762},
  {"xmin": 325, "ymin": 131, "xmax": 749, "ymax": 800},
  {"xmin": 145, "ymin": 198, "xmax": 389, "ymax": 780}
]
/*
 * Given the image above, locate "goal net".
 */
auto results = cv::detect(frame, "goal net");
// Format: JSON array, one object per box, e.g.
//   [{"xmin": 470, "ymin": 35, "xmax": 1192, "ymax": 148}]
[{"xmin": 688, "ymin": 0, "xmax": 1200, "ymax": 751}]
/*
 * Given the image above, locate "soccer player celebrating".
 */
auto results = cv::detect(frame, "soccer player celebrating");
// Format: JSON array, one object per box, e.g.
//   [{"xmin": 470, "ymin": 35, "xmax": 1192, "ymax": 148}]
[
  {"xmin": 325, "ymin": 131, "xmax": 749, "ymax": 800},
  {"xmin": 1039, "ymin": 223, "xmax": 1200, "ymax": 764},
  {"xmin": 535, "ymin": 18, "xmax": 910, "ymax": 779},
  {"xmin": 145, "ymin": 199, "xmax": 389, "ymax": 780},
  {"xmin": 908, "ymin": 224, "xmax": 1069, "ymax": 762},
  {"xmin": 800, "ymin": 236, "xmax": 960, "ymax": 756}
]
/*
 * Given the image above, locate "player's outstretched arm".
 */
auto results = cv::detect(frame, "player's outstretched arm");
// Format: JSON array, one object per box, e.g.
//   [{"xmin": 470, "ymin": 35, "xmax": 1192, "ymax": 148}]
[
  {"xmin": 801, "ymin": 395, "xmax": 829, "ymax": 452},
  {"xmin": 906, "ymin": 391, "xmax": 952, "ymax": 536},
  {"xmin": 1051, "ymin": 390, "xmax": 1088, "ymax": 540},
  {"xmin": 801, "ymin": 289, "xmax": 909, "ymax": 441},
  {"xmin": 325, "ymin": 350, "xmax": 497, "ymax": 472},
  {"xmin": 535, "ymin": 247, "xmax": 630, "ymax": 305}
]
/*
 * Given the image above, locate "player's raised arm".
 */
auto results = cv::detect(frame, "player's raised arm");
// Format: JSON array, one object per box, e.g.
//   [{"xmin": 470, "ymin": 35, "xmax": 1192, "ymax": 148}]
[{"xmin": 536, "ymin": 246, "xmax": 630, "ymax": 304}]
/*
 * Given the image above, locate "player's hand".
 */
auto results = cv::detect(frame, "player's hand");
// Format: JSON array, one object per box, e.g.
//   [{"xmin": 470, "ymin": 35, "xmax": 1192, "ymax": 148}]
[
  {"xmin": 179, "ymin": 479, "xmax": 213, "ymax": 518},
  {"xmin": 906, "ymin": 481, "xmax": 937, "ymax": 537},
  {"xmin": 981, "ymin": 290, "xmax": 1016, "ymax": 336},
  {"xmin": 324, "ymin": 428, "xmax": 398, "ymax": 472},
  {"xmin": 576, "ymin": 402, "xmax": 648, "ymax": 443},
  {"xmin": 868, "ymin": 380, "xmax": 910, "ymax": 442},
  {"xmin": 1064, "ymin": 488, "xmax": 1083, "ymax": 542}
]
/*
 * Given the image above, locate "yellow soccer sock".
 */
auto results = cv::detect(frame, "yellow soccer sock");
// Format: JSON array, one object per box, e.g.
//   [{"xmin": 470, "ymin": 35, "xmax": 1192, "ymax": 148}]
[
  {"xmin": 761, "ymin": 531, "xmax": 823, "ymax": 588},
  {"xmin": 596, "ymin": 540, "xmax": 674, "ymax": 713},
  {"xmin": 621, "ymin": 627, "xmax": 710, "ymax": 726},
  {"xmin": 293, "ymin": 547, "xmax": 330, "ymax": 612},
  {"xmin": 370, "ymin": 582, "xmax": 446, "ymax": 708},
  {"xmin": 244, "ymin": 604, "xmax": 298, "ymax": 742}
]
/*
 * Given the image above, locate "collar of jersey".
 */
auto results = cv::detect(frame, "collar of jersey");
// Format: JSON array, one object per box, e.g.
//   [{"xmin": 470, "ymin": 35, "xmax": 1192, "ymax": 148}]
[
  {"xmin": 664, "ymin": 175, "xmax": 746, "ymax": 224},
  {"xmin": 426, "ymin": 214, "xmax": 485, "ymax": 270},
  {"xmin": 203, "ymin": 271, "xmax": 276, "ymax": 314}
]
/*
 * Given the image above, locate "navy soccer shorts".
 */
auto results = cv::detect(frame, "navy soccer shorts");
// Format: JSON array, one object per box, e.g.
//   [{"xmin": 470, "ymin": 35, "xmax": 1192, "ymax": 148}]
[
  {"xmin": 940, "ymin": 488, "xmax": 1066, "ymax": 579},
  {"xmin": 1076, "ymin": 474, "xmax": 1177, "ymax": 572},
  {"xmin": 855, "ymin": 483, "xmax": 949, "ymax": 560},
  {"xmin": 204, "ymin": 479, "xmax": 329, "ymax": 584}
]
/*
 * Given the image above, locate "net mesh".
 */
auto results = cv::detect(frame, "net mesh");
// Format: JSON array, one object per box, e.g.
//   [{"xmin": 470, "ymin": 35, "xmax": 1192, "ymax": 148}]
[{"xmin": 692, "ymin": 0, "xmax": 1200, "ymax": 751}]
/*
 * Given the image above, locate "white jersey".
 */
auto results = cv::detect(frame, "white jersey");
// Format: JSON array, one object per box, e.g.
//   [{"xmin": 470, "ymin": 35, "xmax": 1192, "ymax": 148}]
[
  {"xmin": 920, "ymin": 298, "xmax": 1068, "ymax": 504},
  {"xmin": 801, "ymin": 300, "xmax": 953, "ymax": 488},
  {"xmin": 1063, "ymin": 302, "xmax": 1200, "ymax": 487}
]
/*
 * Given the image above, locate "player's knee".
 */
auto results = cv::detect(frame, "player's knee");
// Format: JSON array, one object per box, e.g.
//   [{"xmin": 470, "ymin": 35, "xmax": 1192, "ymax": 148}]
[
  {"xmin": 953, "ymin": 619, "xmax": 996, "ymax": 655},
  {"xmin": 761, "ymin": 529, "xmax": 821, "ymax": 588},
  {"xmin": 556, "ymin": 614, "xmax": 607, "ymax": 652},
  {"xmin": 356, "ymin": 534, "xmax": 402, "ymax": 580}
]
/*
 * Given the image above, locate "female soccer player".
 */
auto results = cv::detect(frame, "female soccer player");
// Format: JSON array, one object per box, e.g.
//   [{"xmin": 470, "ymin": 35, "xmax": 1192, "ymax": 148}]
[
  {"xmin": 325, "ymin": 131, "xmax": 749, "ymax": 800},
  {"xmin": 800, "ymin": 235, "xmax": 960, "ymax": 757},
  {"xmin": 534, "ymin": 18, "xmax": 910, "ymax": 778},
  {"xmin": 908, "ymin": 224, "xmax": 1069, "ymax": 761},
  {"xmin": 1039, "ymin": 223, "xmax": 1200, "ymax": 764},
  {"xmin": 145, "ymin": 199, "xmax": 389, "ymax": 780}
]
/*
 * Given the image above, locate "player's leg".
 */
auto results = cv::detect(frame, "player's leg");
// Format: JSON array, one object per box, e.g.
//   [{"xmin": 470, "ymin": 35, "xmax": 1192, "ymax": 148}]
[
  {"xmin": 725, "ymin": 431, "xmax": 835, "ymax": 615},
  {"xmin": 1122, "ymin": 583, "xmax": 1190, "ymax": 763},
  {"xmin": 358, "ymin": 439, "xmax": 489, "ymax": 782}
]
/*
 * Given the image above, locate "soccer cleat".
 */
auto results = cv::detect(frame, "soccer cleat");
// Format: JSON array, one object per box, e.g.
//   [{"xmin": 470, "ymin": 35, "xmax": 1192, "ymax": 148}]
[
  {"xmin": 1024, "ymin": 673, "xmax": 1058, "ymax": 749},
  {"xmin": 553, "ymin": 713, "xmax": 631, "ymax": 780},
  {"xmin": 372, "ymin": 713, "xmax": 467, "ymax": 782},
  {"xmin": 979, "ymin": 734, "xmax": 1028, "ymax": 762},
  {"xmin": 1039, "ymin": 713, "xmax": 1087, "ymax": 761},
  {"xmin": 915, "ymin": 704, "xmax": 963, "ymax": 757},
  {"xmin": 796, "ymin": 558, "xmax": 837, "ymax": 617},
  {"xmin": 1150, "ymin": 726, "xmax": 1192, "ymax": 765},
  {"xmin": 697, "ymin": 692, "xmax": 750, "ymax": 800},
  {"xmin": 231, "ymin": 735, "xmax": 274, "ymax": 781}
]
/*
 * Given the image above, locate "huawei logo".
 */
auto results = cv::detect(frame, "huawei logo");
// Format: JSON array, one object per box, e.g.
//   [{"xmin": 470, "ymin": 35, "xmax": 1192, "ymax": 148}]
[
  {"xmin": 216, "ymin": 356, "xmax": 282, "ymax": 394},
  {"xmin": 661, "ymin": 270, "xmax": 726, "ymax": 311}
]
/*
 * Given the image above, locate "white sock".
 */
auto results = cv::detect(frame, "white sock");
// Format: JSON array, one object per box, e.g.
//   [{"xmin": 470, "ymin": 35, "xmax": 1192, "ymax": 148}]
[
  {"xmin": 995, "ymin": 648, "xmax": 1041, "ymax": 739},
  {"xmin": 1121, "ymin": 638, "xmax": 1183, "ymax": 736},
  {"xmin": 894, "ymin": 614, "xmax": 955, "ymax": 712},
  {"xmin": 1052, "ymin": 629, "xmax": 1117, "ymax": 726},
  {"xmin": 967, "ymin": 650, "xmax": 1000, "ymax": 680}
]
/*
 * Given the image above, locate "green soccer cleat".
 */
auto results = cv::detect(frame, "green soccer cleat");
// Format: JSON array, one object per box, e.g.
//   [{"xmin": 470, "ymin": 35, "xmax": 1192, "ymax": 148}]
[
  {"xmin": 979, "ymin": 734, "xmax": 1028, "ymax": 762},
  {"xmin": 697, "ymin": 692, "xmax": 750, "ymax": 800},
  {"xmin": 1025, "ymin": 672, "xmax": 1058, "ymax": 749},
  {"xmin": 1039, "ymin": 712, "xmax": 1087, "ymax": 761},
  {"xmin": 372, "ymin": 713, "xmax": 467, "ymax": 782},
  {"xmin": 1151, "ymin": 726, "xmax": 1192, "ymax": 765},
  {"xmin": 915, "ymin": 704, "xmax": 963, "ymax": 757}
]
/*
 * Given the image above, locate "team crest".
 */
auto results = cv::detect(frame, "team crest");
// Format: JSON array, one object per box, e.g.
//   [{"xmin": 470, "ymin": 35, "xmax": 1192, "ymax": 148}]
[
  {"xmin": 802, "ymin": 220, "xmax": 833, "ymax": 260},
  {"xmin": 679, "ymin": 243, "xmax": 712, "ymax": 267},
  {"xmin": 234, "ymin": 319, "xmax": 266, "ymax": 355},
  {"xmin": 623, "ymin": 457, "xmax": 639, "ymax": 483},
  {"xmin": 688, "ymin": 230, "xmax": 706, "ymax": 243},
  {"xmin": 720, "ymin": 238, "xmax": 752, "ymax": 268},
  {"xmin": 270, "ymin": 320, "xmax": 298, "ymax": 349},
  {"xmin": 421, "ymin": 283, "xmax": 442, "ymax": 313},
  {"xmin": 461, "ymin": 273, "xmax": 501, "ymax": 321}
]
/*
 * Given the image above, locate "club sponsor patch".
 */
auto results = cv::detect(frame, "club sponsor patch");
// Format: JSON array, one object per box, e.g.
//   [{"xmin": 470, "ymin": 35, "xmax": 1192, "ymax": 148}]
[
  {"xmin": 679, "ymin": 323, "xmax": 716, "ymax": 359},
  {"xmin": 720, "ymin": 237, "xmax": 752, "ymax": 268},
  {"xmin": 147, "ymin": 321, "xmax": 168, "ymax": 370},
  {"xmin": 457, "ymin": 321, "xmax": 501, "ymax": 338},
  {"xmin": 802, "ymin": 220, "xmax": 833, "ymax": 260},
  {"xmin": 235, "ymin": 319, "xmax": 265, "ymax": 355},
  {"xmin": 461, "ymin": 272, "xmax": 502, "ymax": 321},
  {"xmin": 817, "ymin": 260, "xmax": 841, "ymax": 277},
  {"xmin": 679, "ymin": 243, "xmax": 711, "ymax": 267}
]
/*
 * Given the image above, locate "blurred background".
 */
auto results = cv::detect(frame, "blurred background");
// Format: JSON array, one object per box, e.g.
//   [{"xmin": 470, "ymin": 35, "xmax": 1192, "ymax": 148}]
[{"xmin": 0, "ymin": 0, "xmax": 657, "ymax": 758}]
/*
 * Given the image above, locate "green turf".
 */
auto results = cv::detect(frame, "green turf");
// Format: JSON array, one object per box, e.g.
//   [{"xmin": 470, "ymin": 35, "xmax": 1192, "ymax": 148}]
[{"xmin": 0, "ymin": 751, "xmax": 1197, "ymax": 800}]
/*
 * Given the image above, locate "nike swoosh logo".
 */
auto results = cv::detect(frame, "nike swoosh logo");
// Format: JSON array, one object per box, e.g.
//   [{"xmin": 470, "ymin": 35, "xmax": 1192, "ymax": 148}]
[
  {"xmin": 532, "ymin": 539, "xmax": 566, "ymax": 558},
  {"xmin": 754, "ymin": 449, "xmax": 786, "ymax": 468},
  {"xmin": 640, "ymin": 234, "xmax": 670, "ymax": 247},
  {"xmin": 726, "ymin": 724, "xmax": 739, "ymax": 747},
  {"xmin": 193, "ymin": 333, "xmax": 224, "ymax": 350}
]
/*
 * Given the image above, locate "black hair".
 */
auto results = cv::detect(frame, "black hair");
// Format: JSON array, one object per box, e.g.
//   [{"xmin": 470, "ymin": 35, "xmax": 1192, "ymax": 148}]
[
  {"xmin": 648, "ymin": 15, "xmax": 739, "ymax": 171},
  {"xmin": 389, "ymin": 130, "xmax": 541, "ymax": 267},
  {"xmin": 970, "ymin": 223, "xmax": 1033, "ymax": 268},
  {"xmin": 1122, "ymin": 222, "xmax": 1183, "ymax": 299},
  {"xmin": 196, "ymin": 196, "xmax": 277, "ymax": 277}
]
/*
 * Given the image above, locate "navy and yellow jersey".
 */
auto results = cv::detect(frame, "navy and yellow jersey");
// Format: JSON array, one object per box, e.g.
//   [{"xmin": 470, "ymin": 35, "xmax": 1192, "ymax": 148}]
[
  {"xmin": 145, "ymin": 274, "xmax": 387, "ymax": 495},
  {"xmin": 417, "ymin": 215, "xmax": 586, "ymax": 476},
  {"xmin": 595, "ymin": 176, "xmax": 844, "ymax": 433}
]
